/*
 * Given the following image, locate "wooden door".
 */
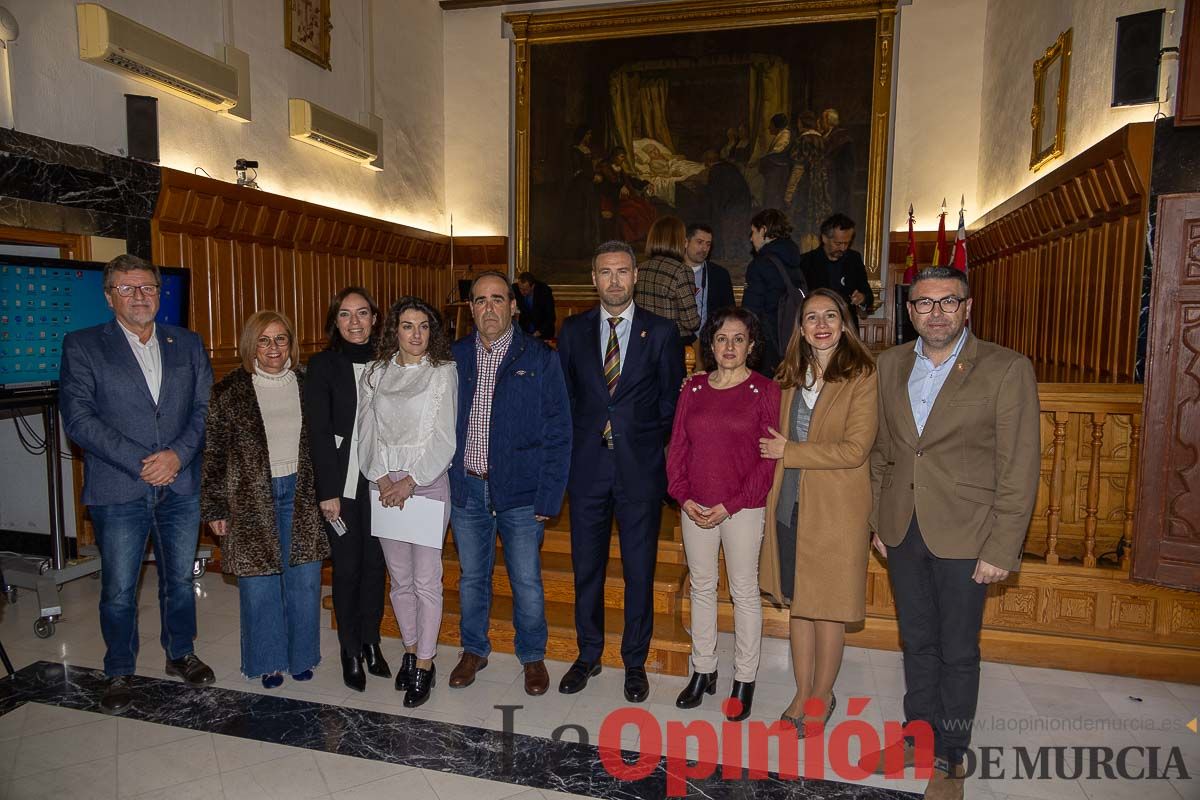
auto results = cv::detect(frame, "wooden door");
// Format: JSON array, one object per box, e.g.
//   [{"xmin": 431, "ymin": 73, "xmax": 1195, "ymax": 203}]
[{"xmin": 1132, "ymin": 192, "xmax": 1200, "ymax": 590}]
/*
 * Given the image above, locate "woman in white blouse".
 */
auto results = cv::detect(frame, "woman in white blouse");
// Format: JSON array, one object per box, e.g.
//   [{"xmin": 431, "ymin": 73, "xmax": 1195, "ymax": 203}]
[{"xmin": 358, "ymin": 296, "xmax": 457, "ymax": 708}]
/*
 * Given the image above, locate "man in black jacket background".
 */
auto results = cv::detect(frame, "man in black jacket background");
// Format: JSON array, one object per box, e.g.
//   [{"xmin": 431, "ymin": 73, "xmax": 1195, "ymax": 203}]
[
  {"xmin": 799, "ymin": 213, "xmax": 874, "ymax": 329},
  {"xmin": 515, "ymin": 271, "xmax": 557, "ymax": 340},
  {"xmin": 682, "ymin": 222, "xmax": 736, "ymax": 344}
]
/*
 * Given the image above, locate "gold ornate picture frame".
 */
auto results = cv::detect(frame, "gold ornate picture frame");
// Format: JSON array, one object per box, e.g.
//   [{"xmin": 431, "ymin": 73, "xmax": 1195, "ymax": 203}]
[
  {"xmin": 1030, "ymin": 28, "xmax": 1071, "ymax": 172},
  {"xmin": 505, "ymin": 0, "xmax": 898, "ymax": 285},
  {"xmin": 284, "ymin": 0, "xmax": 332, "ymax": 71}
]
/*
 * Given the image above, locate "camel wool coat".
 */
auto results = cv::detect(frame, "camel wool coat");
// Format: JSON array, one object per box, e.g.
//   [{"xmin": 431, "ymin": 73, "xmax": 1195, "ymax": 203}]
[{"xmin": 759, "ymin": 370, "xmax": 878, "ymax": 622}]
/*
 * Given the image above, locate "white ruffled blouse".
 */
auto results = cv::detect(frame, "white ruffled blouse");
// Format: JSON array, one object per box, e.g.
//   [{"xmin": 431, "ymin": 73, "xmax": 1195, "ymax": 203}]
[{"xmin": 356, "ymin": 357, "xmax": 458, "ymax": 487}]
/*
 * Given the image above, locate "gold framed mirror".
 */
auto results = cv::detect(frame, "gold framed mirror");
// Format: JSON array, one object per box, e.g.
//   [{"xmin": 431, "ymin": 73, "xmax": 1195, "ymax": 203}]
[{"xmin": 1030, "ymin": 28, "xmax": 1071, "ymax": 171}]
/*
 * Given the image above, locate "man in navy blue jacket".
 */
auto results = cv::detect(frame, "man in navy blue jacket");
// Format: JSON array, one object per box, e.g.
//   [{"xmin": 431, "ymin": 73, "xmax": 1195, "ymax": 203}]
[
  {"xmin": 446, "ymin": 271, "xmax": 571, "ymax": 696},
  {"xmin": 555, "ymin": 241, "xmax": 683, "ymax": 703},
  {"xmin": 59, "ymin": 254, "xmax": 215, "ymax": 715}
]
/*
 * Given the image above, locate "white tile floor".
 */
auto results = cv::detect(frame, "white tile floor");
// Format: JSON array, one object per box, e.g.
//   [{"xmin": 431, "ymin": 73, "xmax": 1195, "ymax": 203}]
[{"xmin": 0, "ymin": 568, "xmax": 1194, "ymax": 799}]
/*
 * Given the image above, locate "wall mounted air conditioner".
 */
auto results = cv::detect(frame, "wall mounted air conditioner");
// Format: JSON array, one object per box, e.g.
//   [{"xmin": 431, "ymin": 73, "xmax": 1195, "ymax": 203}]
[
  {"xmin": 288, "ymin": 99, "xmax": 380, "ymax": 165},
  {"xmin": 76, "ymin": 3, "xmax": 239, "ymax": 112}
]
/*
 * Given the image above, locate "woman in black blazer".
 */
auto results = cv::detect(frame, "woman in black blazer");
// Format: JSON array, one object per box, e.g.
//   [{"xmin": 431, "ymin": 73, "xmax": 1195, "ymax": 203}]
[{"xmin": 304, "ymin": 286, "xmax": 390, "ymax": 691}]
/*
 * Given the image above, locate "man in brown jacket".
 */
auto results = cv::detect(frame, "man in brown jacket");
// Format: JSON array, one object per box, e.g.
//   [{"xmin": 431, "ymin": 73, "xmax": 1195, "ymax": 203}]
[{"xmin": 865, "ymin": 267, "xmax": 1041, "ymax": 799}]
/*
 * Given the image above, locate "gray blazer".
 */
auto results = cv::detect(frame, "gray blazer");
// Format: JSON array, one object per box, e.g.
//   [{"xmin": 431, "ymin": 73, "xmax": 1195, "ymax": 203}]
[{"xmin": 60, "ymin": 320, "xmax": 213, "ymax": 506}]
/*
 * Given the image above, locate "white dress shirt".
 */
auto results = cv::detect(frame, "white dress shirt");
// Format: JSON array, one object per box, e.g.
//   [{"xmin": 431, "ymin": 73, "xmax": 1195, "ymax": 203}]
[
  {"xmin": 118, "ymin": 321, "xmax": 161, "ymax": 404},
  {"xmin": 907, "ymin": 328, "xmax": 968, "ymax": 436}
]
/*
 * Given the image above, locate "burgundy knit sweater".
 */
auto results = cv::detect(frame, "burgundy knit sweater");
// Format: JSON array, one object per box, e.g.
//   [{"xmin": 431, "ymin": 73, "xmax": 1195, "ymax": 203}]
[{"xmin": 667, "ymin": 372, "xmax": 781, "ymax": 515}]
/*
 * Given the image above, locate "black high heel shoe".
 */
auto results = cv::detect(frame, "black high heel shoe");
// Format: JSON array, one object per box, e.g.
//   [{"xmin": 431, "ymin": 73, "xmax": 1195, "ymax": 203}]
[
  {"xmin": 404, "ymin": 664, "xmax": 435, "ymax": 708},
  {"xmin": 362, "ymin": 643, "xmax": 392, "ymax": 678},
  {"xmin": 394, "ymin": 653, "xmax": 418, "ymax": 692},
  {"xmin": 675, "ymin": 671, "xmax": 718, "ymax": 709},
  {"xmin": 341, "ymin": 651, "xmax": 365, "ymax": 692},
  {"xmin": 727, "ymin": 680, "xmax": 755, "ymax": 721}
]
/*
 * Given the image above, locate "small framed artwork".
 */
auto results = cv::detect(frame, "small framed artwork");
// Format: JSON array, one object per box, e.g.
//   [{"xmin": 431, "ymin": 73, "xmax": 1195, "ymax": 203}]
[
  {"xmin": 284, "ymin": 0, "xmax": 332, "ymax": 71},
  {"xmin": 1030, "ymin": 28, "xmax": 1071, "ymax": 172}
]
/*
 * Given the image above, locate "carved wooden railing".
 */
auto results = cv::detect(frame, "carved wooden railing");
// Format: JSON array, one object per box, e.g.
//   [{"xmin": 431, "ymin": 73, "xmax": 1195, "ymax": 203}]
[{"xmin": 1031, "ymin": 384, "xmax": 1143, "ymax": 568}]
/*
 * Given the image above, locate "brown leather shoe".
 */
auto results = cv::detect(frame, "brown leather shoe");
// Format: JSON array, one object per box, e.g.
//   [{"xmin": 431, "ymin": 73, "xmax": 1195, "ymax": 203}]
[
  {"xmin": 448, "ymin": 652, "xmax": 488, "ymax": 688},
  {"xmin": 923, "ymin": 762, "xmax": 965, "ymax": 800},
  {"xmin": 858, "ymin": 738, "xmax": 916, "ymax": 775},
  {"xmin": 523, "ymin": 660, "xmax": 549, "ymax": 696}
]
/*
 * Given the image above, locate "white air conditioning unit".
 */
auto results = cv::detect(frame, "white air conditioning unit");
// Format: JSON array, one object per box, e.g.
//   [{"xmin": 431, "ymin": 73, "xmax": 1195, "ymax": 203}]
[
  {"xmin": 76, "ymin": 3, "xmax": 239, "ymax": 112},
  {"xmin": 289, "ymin": 99, "xmax": 380, "ymax": 165}
]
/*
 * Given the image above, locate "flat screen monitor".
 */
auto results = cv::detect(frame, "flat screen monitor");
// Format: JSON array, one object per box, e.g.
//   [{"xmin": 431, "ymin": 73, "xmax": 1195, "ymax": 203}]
[{"xmin": 0, "ymin": 255, "xmax": 190, "ymax": 396}]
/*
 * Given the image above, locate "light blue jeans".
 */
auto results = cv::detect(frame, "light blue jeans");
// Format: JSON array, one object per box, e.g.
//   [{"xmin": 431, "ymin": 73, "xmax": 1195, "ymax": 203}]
[{"xmin": 237, "ymin": 474, "xmax": 322, "ymax": 678}]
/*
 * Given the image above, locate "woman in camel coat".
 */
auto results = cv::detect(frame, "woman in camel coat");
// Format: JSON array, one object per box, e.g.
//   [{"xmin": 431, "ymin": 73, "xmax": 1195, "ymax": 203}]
[{"xmin": 758, "ymin": 288, "xmax": 878, "ymax": 732}]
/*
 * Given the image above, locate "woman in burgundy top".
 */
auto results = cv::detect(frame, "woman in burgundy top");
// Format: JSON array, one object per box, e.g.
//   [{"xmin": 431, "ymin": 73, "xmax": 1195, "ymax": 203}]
[{"xmin": 667, "ymin": 306, "xmax": 780, "ymax": 721}]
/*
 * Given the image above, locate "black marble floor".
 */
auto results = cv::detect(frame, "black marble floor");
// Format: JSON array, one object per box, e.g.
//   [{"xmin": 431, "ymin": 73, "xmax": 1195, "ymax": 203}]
[{"xmin": 0, "ymin": 661, "xmax": 917, "ymax": 800}]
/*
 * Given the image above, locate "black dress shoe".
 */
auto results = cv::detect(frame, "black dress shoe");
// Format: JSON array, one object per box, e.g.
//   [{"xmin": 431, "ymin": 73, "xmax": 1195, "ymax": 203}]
[
  {"xmin": 395, "ymin": 653, "xmax": 418, "ymax": 692},
  {"xmin": 404, "ymin": 664, "xmax": 435, "ymax": 708},
  {"xmin": 624, "ymin": 666, "xmax": 650, "ymax": 703},
  {"xmin": 164, "ymin": 654, "xmax": 215, "ymax": 686},
  {"xmin": 341, "ymin": 650, "xmax": 366, "ymax": 692},
  {"xmin": 675, "ymin": 671, "xmax": 718, "ymax": 709},
  {"xmin": 727, "ymin": 680, "xmax": 755, "ymax": 721},
  {"xmin": 558, "ymin": 660, "xmax": 600, "ymax": 694},
  {"xmin": 362, "ymin": 643, "xmax": 392, "ymax": 678},
  {"xmin": 100, "ymin": 676, "xmax": 133, "ymax": 715}
]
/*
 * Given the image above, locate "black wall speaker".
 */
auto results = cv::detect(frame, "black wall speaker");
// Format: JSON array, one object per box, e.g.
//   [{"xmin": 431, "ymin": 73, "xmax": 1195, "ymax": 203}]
[
  {"xmin": 1113, "ymin": 9, "xmax": 1165, "ymax": 107},
  {"xmin": 125, "ymin": 94, "xmax": 160, "ymax": 163}
]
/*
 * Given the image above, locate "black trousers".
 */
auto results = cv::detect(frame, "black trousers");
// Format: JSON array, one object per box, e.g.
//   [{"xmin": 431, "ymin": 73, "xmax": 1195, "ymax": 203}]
[
  {"xmin": 569, "ymin": 450, "xmax": 660, "ymax": 668},
  {"xmin": 325, "ymin": 474, "xmax": 387, "ymax": 655},
  {"xmin": 887, "ymin": 515, "xmax": 988, "ymax": 767}
]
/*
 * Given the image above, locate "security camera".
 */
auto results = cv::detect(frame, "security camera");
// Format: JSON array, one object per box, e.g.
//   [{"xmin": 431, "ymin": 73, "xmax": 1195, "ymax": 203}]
[
  {"xmin": 235, "ymin": 159, "xmax": 258, "ymax": 170},
  {"xmin": 234, "ymin": 159, "xmax": 259, "ymax": 189}
]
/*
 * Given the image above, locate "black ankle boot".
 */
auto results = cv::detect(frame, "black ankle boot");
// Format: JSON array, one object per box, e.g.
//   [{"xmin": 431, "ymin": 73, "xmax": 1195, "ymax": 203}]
[
  {"xmin": 404, "ymin": 663, "xmax": 435, "ymax": 708},
  {"xmin": 394, "ymin": 653, "xmax": 418, "ymax": 692},
  {"xmin": 675, "ymin": 671, "xmax": 718, "ymax": 709},
  {"xmin": 341, "ymin": 651, "xmax": 366, "ymax": 692},
  {"xmin": 727, "ymin": 680, "xmax": 755, "ymax": 721},
  {"xmin": 362, "ymin": 643, "xmax": 392, "ymax": 678}
]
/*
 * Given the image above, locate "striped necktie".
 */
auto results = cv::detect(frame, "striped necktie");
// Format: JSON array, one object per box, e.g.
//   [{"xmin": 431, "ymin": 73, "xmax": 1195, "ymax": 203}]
[{"xmin": 602, "ymin": 316, "xmax": 622, "ymax": 446}]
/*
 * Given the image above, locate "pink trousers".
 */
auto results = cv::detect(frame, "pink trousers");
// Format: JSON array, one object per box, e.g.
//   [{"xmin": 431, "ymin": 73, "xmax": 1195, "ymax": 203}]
[{"xmin": 379, "ymin": 471, "xmax": 450, "ymax": 661}]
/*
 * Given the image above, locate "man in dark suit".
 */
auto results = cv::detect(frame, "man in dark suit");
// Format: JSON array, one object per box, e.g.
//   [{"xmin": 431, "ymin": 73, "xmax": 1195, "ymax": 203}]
[
  {"xmin": 515, "ymin": 271, "xmax": 556, "ymax": 340},
  {"xmin": 556, "ymin": 240, "xmax": 684, "ymax": 703},
  {"xmin": 682, "ymin": 223, "xmax": 736, "ymax": 343},
  {"xmin": 60, "ymin": 254, "xmax": 216, "ymax": 715},
  {"xmin": 799, "ymin": 213, "xmax": 874, "ymax": 329}
]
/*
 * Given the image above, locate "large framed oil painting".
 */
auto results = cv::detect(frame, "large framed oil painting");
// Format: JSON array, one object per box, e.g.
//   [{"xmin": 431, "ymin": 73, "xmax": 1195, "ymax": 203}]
[{"xmin": 508, "ymin": 0, "xmax": 897, "ymax": 286}]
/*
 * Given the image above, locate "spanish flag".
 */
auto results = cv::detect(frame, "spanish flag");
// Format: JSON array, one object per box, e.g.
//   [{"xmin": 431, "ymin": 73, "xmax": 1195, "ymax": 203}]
[
  {"xmin": 951, "ymin": 196, "xmax": 968, "ymax": 274},
  {"xmin": 902, "ymin": 204, "xmax": 916, "ymax": 283},
  {"xmin": 931, "ymin": 198, "xmax": 947, "ymax": 267}
]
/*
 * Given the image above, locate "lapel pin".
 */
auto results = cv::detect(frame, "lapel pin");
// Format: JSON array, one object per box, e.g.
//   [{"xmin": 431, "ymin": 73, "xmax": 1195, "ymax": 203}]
[
  {"xmin": 956, "ymin": 363, "xmax": 966, "ymax": 372},
  {"xmin": 640, "ymin": 330, "xmax": 647, "ymax": 338},
  {"xmin": 515, "ymin": 369, "xmax": 527, "ymax": 376},
  {"xmin": 166, "ymin": 337, "xmax": 174, "ymax": 344}
]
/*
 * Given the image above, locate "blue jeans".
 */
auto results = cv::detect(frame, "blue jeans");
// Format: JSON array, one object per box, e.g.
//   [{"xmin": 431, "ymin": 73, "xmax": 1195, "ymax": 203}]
[
  {"xmin": 89, "ymin": 488, "xmax": 201, "ymax": 677},
  {"xmin": 451, "ymin": 475, "xmax": 546, "ymax": 663},
  {"xmin": 237, "ymin": 474, "xmax": 322, "ymax": 677}
]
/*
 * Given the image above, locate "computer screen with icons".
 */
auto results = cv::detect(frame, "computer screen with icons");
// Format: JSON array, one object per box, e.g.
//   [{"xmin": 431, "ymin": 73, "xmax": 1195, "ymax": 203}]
[{"xmin": 0, "ymin": 255, "xmax": 190, "ymax": 395}]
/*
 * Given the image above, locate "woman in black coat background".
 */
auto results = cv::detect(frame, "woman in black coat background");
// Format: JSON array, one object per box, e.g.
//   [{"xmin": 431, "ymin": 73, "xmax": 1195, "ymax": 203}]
[{"xmin": 304, "ymin": 286, "xmax": 390, "ymax": 691}]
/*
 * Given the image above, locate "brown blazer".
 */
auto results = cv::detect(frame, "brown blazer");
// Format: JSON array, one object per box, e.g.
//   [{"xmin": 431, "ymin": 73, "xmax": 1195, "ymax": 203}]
[
  {"xmin": 869, "ymin": 332, "xmax": 1041, "ymax": 572},
  {"xmin": 760, "ymin": 370, "xmax": 879, "ymax": 622}
]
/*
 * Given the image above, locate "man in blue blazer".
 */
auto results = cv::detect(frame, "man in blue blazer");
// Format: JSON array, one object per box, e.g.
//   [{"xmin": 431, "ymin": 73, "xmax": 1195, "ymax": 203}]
[
  {"xmin": 59, "ymin": 254, "xmax": 215, "ymax": 715},
  {"xmin": 555, "ymin": 241, "xmax": 684, "ymax": 702},
  {"xmin": 446, "ymin": 271, "xmax": 571, "ymax": 697}
]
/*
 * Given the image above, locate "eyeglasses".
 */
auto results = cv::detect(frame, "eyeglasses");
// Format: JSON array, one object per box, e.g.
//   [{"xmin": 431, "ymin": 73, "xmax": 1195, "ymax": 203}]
[
  {"xmin": 108, "ymin": 284, "xmax": 160, "ymax": 297},
  {"xmin": 909, "ymin": 296, "xmax": 964, "ymax": 314},
  {"xmin": 256, "ymin": 334, "xmax": 291, "ymax": 349}
]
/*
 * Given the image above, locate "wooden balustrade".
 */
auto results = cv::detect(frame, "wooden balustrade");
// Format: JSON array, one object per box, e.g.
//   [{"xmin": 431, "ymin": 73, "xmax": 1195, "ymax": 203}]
[{"xmin": 1031, "ymin": 384, "xmax": 1143, "ymax": 566}]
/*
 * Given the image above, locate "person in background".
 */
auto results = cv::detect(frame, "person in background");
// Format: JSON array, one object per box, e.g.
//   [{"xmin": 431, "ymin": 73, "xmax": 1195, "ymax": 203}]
[
  {"xmin": 668, "ymin": 307, "xmax": 780, "ymax": 721},
  {"xmin": 515, "ymin": 271, "xmax": 557, "ymax": 340},
  {"xmin": 633, "ymin": 215, "xmax": 701, "ymax": 344},
  {"xmin": 798, "ymin": 213, "xmax": 874, "ymax": 329},
  {"xmin": 556, "ymin": 240, "xmax": 684, "ymax": 703},
  {"xmin": 358, "ymin": 297, "xmax": 458, "ymax": 708},
  {"xmin": 742, "ymin": 208, "xmax": 807, "ymax": 374},
  {"xmin": 759, "ymin": 288, "xmax": 878, "ymax": 733},
  {"xmin": 305, "ymin": 287, "xmax": 390, "ymax": 692},
  {"xmin": 446, "ymin": 272, "xmax": 571, "ymax": 697},
  {"xmin": 201, "ymin": 311, "xmax": 329, "ymax": 689},
  {"xmin": 681, "ymin": 223, "xmax": 735, "ymax": 345},
  {"xmin": 60, "ymin": 253, "xmax": 216, "ymax": 715}
]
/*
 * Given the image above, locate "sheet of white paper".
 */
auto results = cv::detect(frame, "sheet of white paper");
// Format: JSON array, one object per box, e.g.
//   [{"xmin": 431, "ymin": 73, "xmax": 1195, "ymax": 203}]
[{"xmin": 369, "ymin": 489, "xmax": 446, "ymax": 549}]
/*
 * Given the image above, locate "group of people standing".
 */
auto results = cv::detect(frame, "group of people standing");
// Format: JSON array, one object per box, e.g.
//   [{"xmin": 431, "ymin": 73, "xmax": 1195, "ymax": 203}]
[{"xmin": 62, "ymin": 212, "xmax": 1039, "ymax": 799}]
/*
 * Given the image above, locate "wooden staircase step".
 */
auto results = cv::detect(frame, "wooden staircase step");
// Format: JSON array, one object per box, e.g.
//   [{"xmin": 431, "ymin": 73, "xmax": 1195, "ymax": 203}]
[
  {"xmin": 441, "ymin": 545, "xmax": 687, "ymax": 614},
  {"xmin": 423, "ymin": 592, "xmax": 691, "ymax": 676}
]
